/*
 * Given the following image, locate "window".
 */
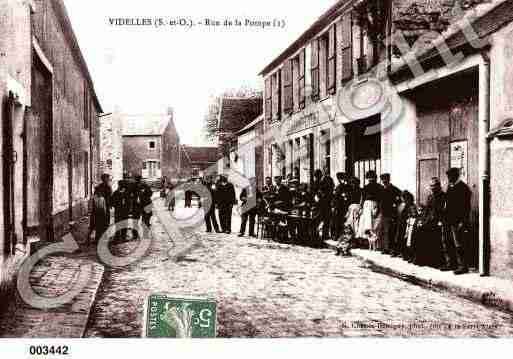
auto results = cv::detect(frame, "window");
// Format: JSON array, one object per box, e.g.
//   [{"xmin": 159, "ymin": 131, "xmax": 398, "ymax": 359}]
[
  {"xmin": 265, "ymin": 77, "xmax": 272, "ymax": 122},
  {"xmin": 149, "ymin": 141, "xmax": 156, "ymax": 150},
  {"xmin": 271, "ymin": 71, "xmax": 281, "ymax": 121}
]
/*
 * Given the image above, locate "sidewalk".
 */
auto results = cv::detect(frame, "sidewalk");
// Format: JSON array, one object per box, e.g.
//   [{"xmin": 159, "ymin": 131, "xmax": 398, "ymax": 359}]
[
  {"xmin": 0, "ymin": 217, "xmax": 105, "ymax": 338},
  {"xmin": 325, "ymin": 240, "xmax": 513, "ymax": 313}
]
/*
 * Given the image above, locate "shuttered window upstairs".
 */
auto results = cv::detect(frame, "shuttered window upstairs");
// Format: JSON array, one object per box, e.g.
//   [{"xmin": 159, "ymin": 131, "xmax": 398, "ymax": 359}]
[
  {"xmin": 311, "ymin": 38, "xmax": 320, "ymax": 101},
  {"xmin": 341, "ymin": 13, "xmax": 353, "ymax": 83}
]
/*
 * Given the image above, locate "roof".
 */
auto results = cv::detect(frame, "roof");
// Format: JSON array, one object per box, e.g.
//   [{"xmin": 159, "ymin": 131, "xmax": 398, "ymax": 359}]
[
  {"xmin": 182, "ymin": 146, "xmax": 219, "ymax": 164},
  {"xmin": 122, "ymin": 114, "xmax": 171, "ymax": 136},
  {"xmin": 52, "ymin": 0, "xmax": 103, "ymax": 112},
  {"xmin": 259, "ymin": 0, "xmax": 355, "ymax": 76},
  {"xmin": 391, "ymin": 0, "xmax": 513, "ymax": 79},
  {"xmin": 218, "ymin": 97, "xmax": 263, "ymax": 134},
  {"xmin": 237, "ymin": 115, "xmax": 264, "ymax": 136}
]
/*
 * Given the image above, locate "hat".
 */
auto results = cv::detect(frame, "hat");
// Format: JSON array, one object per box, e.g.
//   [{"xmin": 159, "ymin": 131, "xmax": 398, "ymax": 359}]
[
  {"xmin": 446, "ymin": 168, "xmax": 461, "ymax": 178},
  {"xmin": 380, "ymin": 173, "xmax": 391, "ymax": 181},
  {"xmin": 365, "ymin": 170, "xmax": 377, "ymax": 180},
  {"xmin": 336, "ymin": 172, "xmax": 347, "ymax": 180}
]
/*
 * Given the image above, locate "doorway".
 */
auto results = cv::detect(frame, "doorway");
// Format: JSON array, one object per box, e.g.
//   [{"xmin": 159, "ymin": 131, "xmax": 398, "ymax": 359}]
[
  {"xmin": 345, "ymin": 115, "xmax": 382, "ymax": 185},
  {"xmin": 2, "ymin": 93, "xmax": 16, "ymax": 256},
  {"xmin": 29, "ymin": 54, "xmax": 54, "ymax": 243}
]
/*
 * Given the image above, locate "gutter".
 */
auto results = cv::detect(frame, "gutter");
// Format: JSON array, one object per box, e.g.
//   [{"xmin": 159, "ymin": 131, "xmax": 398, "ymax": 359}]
[{"xmin": 479, "ymin": 51, "xmax": 491, "ymax": 277}]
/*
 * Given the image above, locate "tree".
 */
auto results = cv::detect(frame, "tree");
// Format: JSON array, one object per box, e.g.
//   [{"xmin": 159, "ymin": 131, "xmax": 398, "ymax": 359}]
[{"xmin": 202, "ymin": 86, "xmax": 262, "ymax": 141}]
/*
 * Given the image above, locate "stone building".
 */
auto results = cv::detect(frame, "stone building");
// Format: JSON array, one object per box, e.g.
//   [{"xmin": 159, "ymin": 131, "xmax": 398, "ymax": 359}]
[
  {"xmin": 260, "ymin": 0, "xmax": 513, "ymax": 277},
  {"xmin": 122, "ymin": 109, "xmax": 180, "ymax": 181},
  {"xmin": 0, "ymin": 0, "xmax": 103, "ymax": 300},
  {"xmin": 99, "ymin": 111, "xmax": 123, "ymax": 190},
  {"xmin": 180, "ymin": 146, "xmax": 219, "ymax": 178},
  {"xmin": 217, "ymin": 97, "xmax": 263, "ymax": 174},
  {"xmin": 234, "ymin": 115, "xmax": 265, "ymax": 187}
]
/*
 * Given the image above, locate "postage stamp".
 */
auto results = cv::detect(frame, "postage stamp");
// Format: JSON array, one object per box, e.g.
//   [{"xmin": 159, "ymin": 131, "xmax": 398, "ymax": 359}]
[{"xmin": 143, "ymin": 295, "xmax": 217, "ymax": 338}]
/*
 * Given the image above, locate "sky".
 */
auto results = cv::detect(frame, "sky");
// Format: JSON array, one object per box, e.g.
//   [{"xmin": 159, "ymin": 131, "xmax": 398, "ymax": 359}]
[{"xmin": 64, "ymin": 0, "xmax": 336, "ymax": 146}]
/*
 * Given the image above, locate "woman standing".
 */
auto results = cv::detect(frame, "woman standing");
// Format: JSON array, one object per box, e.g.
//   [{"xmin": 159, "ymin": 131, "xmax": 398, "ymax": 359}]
[{"xmin": 358, "ymin": 171, "xmax": 384, "ymax": 250}]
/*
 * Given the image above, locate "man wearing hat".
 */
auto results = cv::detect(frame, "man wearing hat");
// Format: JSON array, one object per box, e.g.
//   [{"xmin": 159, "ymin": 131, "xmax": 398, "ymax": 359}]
[
  {"xmin": 445, "ymin": 168, "xmax": 472, "ymax": 275},
  {"xmin": 421, "ymin": 177, "xmax": 449, "ymax": 268},
  {"xmin": 380, "ymin": 173, "xmax": 402, "ymax": 255},
  {"xmin": 333, "ymin": 172, "xmax": 352, "ymax": 239},
  {"xmin": 217, "ymin": 175, "xmax": 237, "ymax": 234}
]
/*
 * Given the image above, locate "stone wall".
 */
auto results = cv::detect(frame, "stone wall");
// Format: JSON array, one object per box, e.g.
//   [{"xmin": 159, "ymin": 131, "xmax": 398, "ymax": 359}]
[{"xmin": 99, "ymin": 113, "xmax": 123, "ymax": 189}]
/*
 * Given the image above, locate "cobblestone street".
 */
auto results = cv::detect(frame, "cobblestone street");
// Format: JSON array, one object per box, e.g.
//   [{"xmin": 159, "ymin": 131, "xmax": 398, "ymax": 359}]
[{"xmin": 85, "ymin": 201, "xmax": 513, "ymax": 338}]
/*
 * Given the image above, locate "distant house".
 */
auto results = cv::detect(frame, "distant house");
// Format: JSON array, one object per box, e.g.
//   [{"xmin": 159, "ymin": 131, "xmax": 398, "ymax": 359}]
[
  {"xmin": 180, "ymin": 146, "xmax": 218, "ymax": 178},
  {"xmin": 235, "ymin": 115, "xmax": 264, "ymax": 186},
  {"xmin": 217, "ymin": 97, "xmax": 263, "ymax": 174},
  {"xmin": 122, "ymin": 109, "xmax": 180, "ymax": 181}
]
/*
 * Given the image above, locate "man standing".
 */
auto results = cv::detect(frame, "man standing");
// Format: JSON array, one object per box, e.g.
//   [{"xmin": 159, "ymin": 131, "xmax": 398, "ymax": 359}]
[
  {"xmin": 203, "ymin": 176, "xmax": 220, "ymax": 233},
  {"xmin": 445, "ymin": 168, "xmax": 472, "ymax": 275},
  {"xmin": 380, "ymin": 173, "xmax": 402, "ymax": 256},
  {"xmin": 333, "ymin": 173, "xmax": 352, "ymax": 239},
  {"xmin": 111, "ymin": 180, "xmax": 130, "ymax": 241},
  {"xmin": 262, "ymin": 176, "xmax": 275, "ymax": 193},
  {"xmin": 133, "ymin": 175, "xmax": 153, "ymax": 239},
  {"xmin": 217, "ymin": 175, "xmax": 237, "ymax": 234},
  {"xmin": 274, "ymin": 176, "xmax": 292, "ymax": 210},
  {"xmin": 314, "ymin": 168, "xmax": 335, "ymax": 241},
  {"xmin": 420, "ymin": 177, "xmax": 448, "ymax": 268},
  {"xmin": 91, "ymin": 174, "xmax": 112, "ymax": 243},
  {"xmin": 239, "ymin": 178, "xmax": 260, "ymax": 238}
]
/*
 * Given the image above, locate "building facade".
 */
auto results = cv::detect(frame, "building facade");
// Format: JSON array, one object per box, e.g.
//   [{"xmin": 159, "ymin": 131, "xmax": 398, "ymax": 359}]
[
  {"xmin": 0, "ymin": 0, "xmax": 102, "ymax": 300},
  {"xmin": 122, "ymin": 110, "xmax": 180, "ymax": 181},
  {"xmin": 261, "ymin": 0, "xmax": 513, "ymax": 278},
  {"xmin": 235, "ymin": 116, "xmax": 265, "ymax": 186},
  {"xmin": 99, "ymin": 111, "xmax": 123, "ymax": 190},
  {"xmin": 180, "ymin": 146, "xmax": 219, "ymax": 179},
  {"xmin": 217, "ymin": 97, "xmax": 263, "ymax": 174}
]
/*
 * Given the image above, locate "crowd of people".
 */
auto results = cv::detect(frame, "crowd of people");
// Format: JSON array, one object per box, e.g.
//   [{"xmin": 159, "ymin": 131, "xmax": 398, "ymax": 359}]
[
  {"xmin": 90, "ymin": 174, "xmax": 154, "ymax": 243},
  {"xmin": 145, "ymin": 165, "xmax": 473, "ymax": 276}
]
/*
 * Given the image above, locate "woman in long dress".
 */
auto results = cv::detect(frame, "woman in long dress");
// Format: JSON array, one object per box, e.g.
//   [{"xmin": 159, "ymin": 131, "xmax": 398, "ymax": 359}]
[{"xmin": 358, "ymin": 171, "xmax": 384, "ymax": 250}]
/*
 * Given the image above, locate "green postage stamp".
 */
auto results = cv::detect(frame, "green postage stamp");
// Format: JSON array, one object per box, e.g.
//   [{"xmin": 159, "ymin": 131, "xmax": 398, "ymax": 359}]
[{"xmin": 143, "ymin": 294, "xmax": 217, "ymax": 338}]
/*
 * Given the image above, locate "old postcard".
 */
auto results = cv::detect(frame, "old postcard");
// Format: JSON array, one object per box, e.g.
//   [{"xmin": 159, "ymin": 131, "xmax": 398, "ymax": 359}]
[{"xmin": 1, "ymin": 0, "xmax": 513, "ymax": 352}]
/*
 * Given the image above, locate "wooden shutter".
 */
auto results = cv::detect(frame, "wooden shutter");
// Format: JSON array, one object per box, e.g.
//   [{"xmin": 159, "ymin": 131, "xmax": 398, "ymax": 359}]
[
  {"xmin": 283, "ymin": 59, "xmax": 293, "ymax": 114},
  {"xmin": 311, "ymin": 38, "xmax": 320, "ymax": 101},
  {"xmin": 265, "ymin": 77, "xmax": 272, "ymax": 122},
  {"xmin": 341, "ymin": 13, "xmax": 353, "ymax": 82},
  {"xmin": 271, "ymin": 71, "xmax": 281, "ymax": 121},
  {"xmin": 299, "ymin": 49, "xmax": 306, "ymax": 109},
  {"xmin": 327, "ymin": 25, "xmax": 336, "ymax": 94}
]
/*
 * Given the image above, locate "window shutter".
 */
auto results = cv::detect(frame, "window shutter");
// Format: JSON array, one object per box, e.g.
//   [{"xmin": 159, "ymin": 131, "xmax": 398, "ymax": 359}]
[
  {"xmin": 299, "ymin": 49, "xmax": 306, "ymax": 109},
  {"xmin": 311, "ymin": 38, "xmax": 320, "ymax": 101},
  {"xmin": 328, "ymin": 25, "xmax": 336, "ymax": 94},
  {"xmin": 271, "ymin": 71, "xmax": 281, "ymax": 121},
  {"xmin": 265, "ymin": 77, "xmax": 272, "ymax": 122},
  {"xmin": 341, "ymin": 13, "xmax": 353, "ymax": 82},
  {"xmin": 283, "ymin": 59, "xmax": 293, "ymax": 114}
]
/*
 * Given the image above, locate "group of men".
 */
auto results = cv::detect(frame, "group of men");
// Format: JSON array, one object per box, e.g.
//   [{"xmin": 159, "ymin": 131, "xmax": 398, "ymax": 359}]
[
  {"xmin": 251, "ymin": 166, "xmax": 473, "ymax": 275},
  {"xmin": 90, "ymin": 174, "xmax": 154, "ymax": 242}
]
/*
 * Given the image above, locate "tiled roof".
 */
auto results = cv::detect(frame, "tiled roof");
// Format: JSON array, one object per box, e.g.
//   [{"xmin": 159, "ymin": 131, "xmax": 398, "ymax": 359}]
[
  {"xmin": 182, "ymin": 146, "xmax": 219, "ymax": 164},
  {"xmin": 391, "ymin": 0, "xmax": 513, "ymax": 77},
  {"xmin": 218, "ymin": 97, "xmax": 263, "ymax": 134},
  {"xmin": 122, "ymin": 114, "xmax": 171, "ymax": 136},
  {"xmin": 237, "ymin": 115, "xmax": 264, "ymax": 135}
]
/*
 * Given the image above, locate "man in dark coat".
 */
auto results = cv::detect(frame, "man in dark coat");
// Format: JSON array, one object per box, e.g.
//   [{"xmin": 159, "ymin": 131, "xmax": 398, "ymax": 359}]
[
  {"xmin": 333, "ymin": 172, "xmax": 352, "ymax": 239},
  {"xmin": 203, "ymin": 176, "xmax": 220, "ymax": 233},
  {"xmin": 274, "ymin": 176, "xmax": 292, "ymax": 210},
  {"xmin": 380, "ymin": 173, "xmax": 402, "ymax": 256},
  {"xmin": 217, "ymin": 175, "xmax": 237, "ymax": 234},
  {"xmin": 420, "ymin": 177, "xmax": 447, "ymax": 268},
  {"xmin": 90, "ymin": 174, "xmax": 112, "ymax": 243},
  {"xmin": 238, "ymin": 178, "xmax": 260, "ymax": 238},
  {"xmin": 445, "ymin": 168, "xmax": 472, "ymax": 275},
  {"xmin": 111, "ymin": 180, "xmax": 130, "ymax": 241}
]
